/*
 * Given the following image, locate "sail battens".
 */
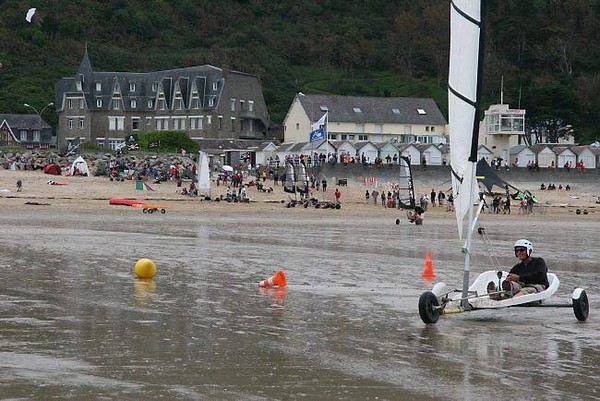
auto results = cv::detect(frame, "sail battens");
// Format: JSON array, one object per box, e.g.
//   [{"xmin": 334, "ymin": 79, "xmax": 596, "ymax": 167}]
[{"xmin": 448, "ymin": 0, "xmax": 485, "ymax": 239}]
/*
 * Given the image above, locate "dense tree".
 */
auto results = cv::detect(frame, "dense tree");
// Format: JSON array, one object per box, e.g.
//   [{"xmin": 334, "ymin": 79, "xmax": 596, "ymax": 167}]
[{"xmin": 0, "ymin": 0, "xmax": 599, "ymax": 142}]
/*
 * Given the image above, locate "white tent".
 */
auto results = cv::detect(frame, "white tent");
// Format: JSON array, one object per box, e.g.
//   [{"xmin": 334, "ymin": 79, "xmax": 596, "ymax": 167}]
[{"xmin": 69, "ymin": 156, "xmax": 90, "ymax": 176}]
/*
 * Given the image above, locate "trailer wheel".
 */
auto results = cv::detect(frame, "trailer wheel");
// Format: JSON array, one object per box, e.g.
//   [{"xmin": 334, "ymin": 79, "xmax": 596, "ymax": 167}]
[
  {"xmin": 160, "ymin": 209, "xmax": 166, "ymax": 214},
  {"xmin": 419, "ymin": 291, "xmax": 440, "ymax": 324},
  {"xmin": 148, "ymin": 208, "xmax": 154, "ymax": 214},
  {"xmin": 142, "ymin": 208, "xmax": 148, "ymax": 213},
  {"xmin": 573, "ymin": 289, "xmax": 589, "ymax": 322}
]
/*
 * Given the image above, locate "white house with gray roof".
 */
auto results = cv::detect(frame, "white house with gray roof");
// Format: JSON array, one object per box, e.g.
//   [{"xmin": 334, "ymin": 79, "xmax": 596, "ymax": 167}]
[
  {"xmin": 283, "ymin": 93, "xmax": 447, "ymax": 145},
  {"xmin": 55, "ymin": 49, "xmax": 270, "ymax": 151}
]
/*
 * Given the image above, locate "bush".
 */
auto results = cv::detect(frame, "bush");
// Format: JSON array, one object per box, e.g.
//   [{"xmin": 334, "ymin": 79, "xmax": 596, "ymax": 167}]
[{"xmin": 138, "ymin": 131, "xmax": 199, "ymax": 154}]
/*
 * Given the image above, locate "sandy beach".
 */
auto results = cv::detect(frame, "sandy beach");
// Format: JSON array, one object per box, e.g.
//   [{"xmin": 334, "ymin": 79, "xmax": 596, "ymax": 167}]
[{"xmin": 0, "ymin": 169, "xmax": 598, "ymax": 218}]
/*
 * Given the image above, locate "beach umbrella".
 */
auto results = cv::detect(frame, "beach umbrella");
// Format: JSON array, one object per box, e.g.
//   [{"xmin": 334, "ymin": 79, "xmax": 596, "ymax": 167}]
[{"xmin": 222, "ymin": 165, "xmax": 233, "ymax": 172}]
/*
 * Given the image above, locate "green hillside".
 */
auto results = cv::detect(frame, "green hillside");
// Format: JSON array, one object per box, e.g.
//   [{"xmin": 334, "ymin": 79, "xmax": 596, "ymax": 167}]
[{"xmin": 0, "ymin": 0, "xmax": 598, "ymax": 142}]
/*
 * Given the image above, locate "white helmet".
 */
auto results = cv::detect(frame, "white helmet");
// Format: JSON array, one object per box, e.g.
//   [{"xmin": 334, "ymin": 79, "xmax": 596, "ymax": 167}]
[{"xmin": 514, "ymin": 239, "xmax": 533, "ymax": 256}]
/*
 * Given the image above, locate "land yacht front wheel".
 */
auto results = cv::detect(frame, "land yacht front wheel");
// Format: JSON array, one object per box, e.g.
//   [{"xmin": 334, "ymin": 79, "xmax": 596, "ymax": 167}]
[{"xmin": 419, "ymin": 291, "xmax": 440, "ymax": 324}]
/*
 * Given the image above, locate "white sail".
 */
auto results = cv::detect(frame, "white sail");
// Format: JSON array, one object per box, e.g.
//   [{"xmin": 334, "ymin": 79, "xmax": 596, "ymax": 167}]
[
  {"xmin": 448, "ymin": 0, "xmax": 484, "ymax": 239},
  {"xmin": 197, "ymin": 151, "xmax": 211, "ymax": 197}
]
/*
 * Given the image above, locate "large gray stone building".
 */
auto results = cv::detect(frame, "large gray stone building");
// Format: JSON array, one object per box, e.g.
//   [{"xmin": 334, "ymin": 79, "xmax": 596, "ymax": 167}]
[{"xmin": 55, "ymin": 50, "xmax": 270, "ymax": 150}]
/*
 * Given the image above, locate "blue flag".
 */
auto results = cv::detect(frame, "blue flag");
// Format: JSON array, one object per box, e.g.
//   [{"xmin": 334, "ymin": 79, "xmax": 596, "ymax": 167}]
[{"xmin": 310, "ymin": 128, "xmax": 325, "ymax": 142}]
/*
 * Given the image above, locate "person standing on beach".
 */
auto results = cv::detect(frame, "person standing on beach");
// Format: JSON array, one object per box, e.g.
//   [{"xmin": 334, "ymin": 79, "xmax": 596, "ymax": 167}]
[
  {"xmin": 430, "ymin": 189, "xmax": 436, "ymax": 207},
  {"xmin": 322, "ymin": 178, "xmax": 327, "ymax": 192},
  {"xmin": 16, "ymin": 179, "xmax": 22, "ymax": 192},
  {"xmin": 335, "ymin": 188, "xmax": 341, "ymax": 204}
]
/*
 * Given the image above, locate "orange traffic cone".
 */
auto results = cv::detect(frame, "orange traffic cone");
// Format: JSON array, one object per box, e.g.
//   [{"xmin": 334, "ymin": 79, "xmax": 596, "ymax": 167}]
[
  {"xmin": 258, "ymin": 270, "xmax": 287, "ymax": 288},
  {"xmin": 421, "ymin": 251, "xmax": 436, "ymax": 279}
]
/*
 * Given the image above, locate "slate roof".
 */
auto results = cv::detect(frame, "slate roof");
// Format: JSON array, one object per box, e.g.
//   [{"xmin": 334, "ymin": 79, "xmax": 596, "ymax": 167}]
[
  {"xmin": 298, "ymin": 94, "xmax": 447, "ymax": 125},
  {"xmin": 55, "ymin": 48, "xmax": 230, "ymax": 113},
  {"xmin": 0, "ymin": 114, "xmax": 51, "ymax": 129}
]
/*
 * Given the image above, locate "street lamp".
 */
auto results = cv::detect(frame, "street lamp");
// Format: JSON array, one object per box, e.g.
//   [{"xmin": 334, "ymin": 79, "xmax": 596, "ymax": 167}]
[{"xmin": 24, "ymin": 102, "xmax": 54, "ymax": 149}]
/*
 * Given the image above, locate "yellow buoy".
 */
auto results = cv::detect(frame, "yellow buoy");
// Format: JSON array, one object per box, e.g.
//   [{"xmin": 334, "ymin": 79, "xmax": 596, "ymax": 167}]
[{"xmin": 134, "ymin": 258, "xmax": 157, "ymax": 279}]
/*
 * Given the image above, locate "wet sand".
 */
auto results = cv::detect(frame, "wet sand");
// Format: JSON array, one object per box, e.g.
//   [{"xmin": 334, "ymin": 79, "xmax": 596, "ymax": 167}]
[{"xmin": 1, "ymin": 170, "xmax": 599, "ymax": 399}]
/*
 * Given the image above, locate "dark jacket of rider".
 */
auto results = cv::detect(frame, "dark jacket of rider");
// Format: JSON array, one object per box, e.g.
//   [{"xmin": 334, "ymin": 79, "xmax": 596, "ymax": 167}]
[{"xmin": 509, "ymin": 257, "xmax": 549, "ymax": 288}]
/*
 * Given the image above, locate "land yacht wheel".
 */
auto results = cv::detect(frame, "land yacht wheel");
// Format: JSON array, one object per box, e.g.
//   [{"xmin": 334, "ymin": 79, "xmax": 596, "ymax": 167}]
[
  {"xmin": 573, "ymin": 289, "xmax": 589, "ymax": 322},
  {"xmin": 419, "ymin": 291, "xmax": 440, "ymax": 324}
]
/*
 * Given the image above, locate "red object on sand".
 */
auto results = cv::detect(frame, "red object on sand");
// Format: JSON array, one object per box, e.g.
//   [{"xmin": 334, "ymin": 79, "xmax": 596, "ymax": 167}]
[{"xmin": 109, "ymin": 198, "xmax": 144, "ymax": 207}]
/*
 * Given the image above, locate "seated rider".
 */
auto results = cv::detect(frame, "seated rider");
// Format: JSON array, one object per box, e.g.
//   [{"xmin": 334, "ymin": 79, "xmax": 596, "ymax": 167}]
[{"xmin": 488, "ymin": 239, "xmax": 549, "ymax": 299}]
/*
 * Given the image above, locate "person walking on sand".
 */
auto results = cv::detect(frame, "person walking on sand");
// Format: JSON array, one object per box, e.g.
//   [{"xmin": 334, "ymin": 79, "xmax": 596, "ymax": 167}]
[
  {"xmin": 335, "ymin": 188, "xmax": 341, "ymax": 204},
  {"xmin": 322, "ymin": 178, "xmax": 327, "ymax": 192},
  {"xmin": 16, "ymin": 179, "xmax": 22, "ymax": 192}
]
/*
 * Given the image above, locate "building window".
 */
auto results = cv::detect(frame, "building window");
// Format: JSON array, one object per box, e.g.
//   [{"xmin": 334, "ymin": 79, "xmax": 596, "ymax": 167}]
[
  {"xmin": 191, "ymin": 98, "xmax": 200, "ymax": 109},
  {"xmin": 132, "ymin": 118, "xmax": 140, "ymax": 130},
  {"xmin": 152, "ymin": 82, "xmax": 158, "ymax": 92},
  {"xmin": 231, "ymin": 117, "xmax": 235, "ymax": 131},
  {"xmin": 175, "ymin": 98, "xmax": 183, "ymax": 110},
  {"xmin": 76, "ymin": 81, "xmax": 82, "ymax": 91},
  {"xmin": 248, "ymin": 101, "xmax": 254, "ymax": 112},
  {"xmin": 112, "ymin": 98, "xmax": 121, "ymax": 110},
  {"xmin": 231, "ymin": 99, "xmax": 236, "ymax": 112},
  {"xmin": 158, "ymin": 99, "xmax": 166, "ymax": 110},
  {"xmin": 392, "ymin": 108, "xmax": 400, "ymax": 115},
  {"xmin": 431, "ymin": 126, "xmax": 435, "ymax": 132},
  {"xmin": 358, "ymin": 134, "xmax": 368, "ymax": 141},
  {"xmin": 68, "ymin": 119, "xmax": 74, "ymax": 130},
  {"xmin": 240, "ymin": 99, "xmax": 245, "ymax": 110},
  {"xmin": 79, "ymin": 99, "xmax": 85, "ymax": 109},
  {"xmin": 20, "ymin": 130, "xmax": 27, "ymax": 141},
  {"xmin": 95, "ymin": 82, "xmax": 102, "ymax": 92},
  {"xmin": 129, "ymin": 82, "xmax": 136, "ymax": 92},
  {"xmin": 404, "ymin": 125, "xmax": 412, "ymax": 135},
  {"xmin": 78, "ymin": 119, "xmax": 84, "ymax": 129},
  {"xmin": 296, "ymin": 123, "xmax": 300, "ymax": 131},
  {"xmin": 180, "ymin": 118, "xmax": 186, "ymax": 130},
  {"xmin": 131, "ymin": 99, "xmax": 137, "ymax": 109},
  {"xmin": 32, "ymin": 130, "xmax": 40, "ymax": 142},
  {"xmin": 97, "ymin": 138, "xmax": 105, "ymax": 147},
  {"xmin": 417, "ymin": 108, "xmax": 427, "ymax": 115},
  {"xmin": 108, "ymin": 117, "xmax": 125, "ymax": 131},
  {"xmin": 68, "ymin": 99, "xmax": 74, "ymax": 109},
  {"xmin": 108, "ymin": 139, "xmax": 125, "ymax": 150},
  {"xmin": 173, "ymin": 119, "xmax": 179, "ymax": 130},
  {"xmin": 96, "ymin": 98, "xmax": 102, "ymax": 108},
  {"xmin": 212, "ymin": 81, "xmax": 218, "ymax": 91},
  {"xmin": 218, "ymin": 116, "xmax": 222, "ymax": 130},
  {"xmin": 209, "ymin": 97, "xmax": 214, "ymax": 107},
  {"xmin": 329, "ymin": 134, "xmax": 337, "ymax": 140},
  {"xmin": 207, "ymin": 116, "xmax": 212, "ymax": 125},
  {"xmin": 147, "ymin": 100, "xmax": 153, "ymax": 109}
]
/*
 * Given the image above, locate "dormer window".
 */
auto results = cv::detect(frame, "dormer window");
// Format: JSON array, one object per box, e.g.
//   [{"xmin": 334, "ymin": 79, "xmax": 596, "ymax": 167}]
[
  {"xmin": 248, "ymin": 100, "xmax": 254, "ymax": 112},
  {"xmin": 129, "ymin": 82, "xmax": 136, "ymax": 92},
  {"xmin": 230, "ymin": 98, "xmax": 236, "ymax": 112},
  {"xmin": 417, "ymin": 108, "xmax": 427, "ymax": 115},
  {"xmin": 152, "ymin": 82, "xmax": 158, "ymax": 92},
  {"xmin": 76, "ymin": 81, "xmax": 82, "ymax": 91},
  {"xmin": 212, "ymin": 81, "xmax": 218, "ymax": 91},
  {"xmin": 131, "ymin": 99, "xmax": 137, "ymax": 109},
  {"xmin": 209, "ymin": 97, "xmax": 214, "ymax": 107},
  {"xmin": 96, "ymin": 98, "xmax": 102, "ymax": 108},
  {"xmin": 95, "ymin": 82, "xmax": 102, "ymax": 92},
  {"xmin": 147, "ymin": 100, "xmax": 153, "ymax": 108}
]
